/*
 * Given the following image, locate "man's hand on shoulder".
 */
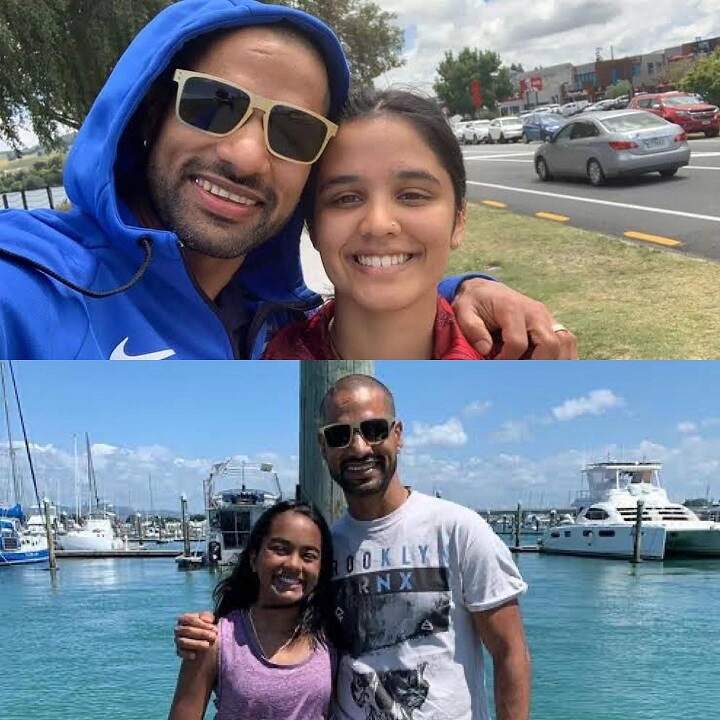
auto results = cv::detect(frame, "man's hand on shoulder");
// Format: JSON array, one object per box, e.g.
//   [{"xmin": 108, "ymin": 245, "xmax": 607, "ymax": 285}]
[
  {"xmin": 452, "ymin": 278, "xmax": 577, "ymax": 359},
  {"xmin": 174, "ymin": 611, "xmax": 217, "ymax": 660}
]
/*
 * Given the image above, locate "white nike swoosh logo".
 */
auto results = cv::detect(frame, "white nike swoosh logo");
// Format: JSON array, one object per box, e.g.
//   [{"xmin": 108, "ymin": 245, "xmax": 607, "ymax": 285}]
[{"xmin": 109, "ymin": 337, "xmax": 176, "ymax": 361}]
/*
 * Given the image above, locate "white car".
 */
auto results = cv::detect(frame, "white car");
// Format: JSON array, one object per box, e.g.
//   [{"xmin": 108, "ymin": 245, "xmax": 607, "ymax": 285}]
[
  {"xmin": 462, "ymin": 120, "xmax": 491, "ymax": 144},
  {"xmin": 488, "ymin": 117, "xmax": 524, "ymax": 143},
  {"xmin": 452, "ymin": 122, "xmax": 465, "ymax": 143}
]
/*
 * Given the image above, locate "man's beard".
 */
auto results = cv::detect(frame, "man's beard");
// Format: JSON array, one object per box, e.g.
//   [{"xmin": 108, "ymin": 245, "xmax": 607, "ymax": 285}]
[
  {"xmin": 148, "ymin": 157, "xmax": 282, "ymax": 258},
  {"xmin": 329, "ymin": 453, "xmax": 397, "ymax": 497}
]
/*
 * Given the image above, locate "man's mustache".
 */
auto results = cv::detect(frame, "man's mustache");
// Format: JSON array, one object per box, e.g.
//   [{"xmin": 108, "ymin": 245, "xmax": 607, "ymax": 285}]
[{"xmin": 184, "ymin": 159, "xmax": 278, "ymax": 207}]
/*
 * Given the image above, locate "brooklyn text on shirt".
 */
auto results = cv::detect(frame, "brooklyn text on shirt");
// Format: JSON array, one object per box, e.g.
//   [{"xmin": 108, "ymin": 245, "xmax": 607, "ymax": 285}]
[{"xmin": 332, "ymin": 542, "xmax": 451, "ymax": 577}]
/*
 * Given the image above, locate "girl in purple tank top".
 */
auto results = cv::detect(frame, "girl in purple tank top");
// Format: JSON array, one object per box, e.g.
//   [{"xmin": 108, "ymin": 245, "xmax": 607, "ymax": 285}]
[{"xmin": 168, "ymin": 501, "xmax": 338, "ymax": 720}]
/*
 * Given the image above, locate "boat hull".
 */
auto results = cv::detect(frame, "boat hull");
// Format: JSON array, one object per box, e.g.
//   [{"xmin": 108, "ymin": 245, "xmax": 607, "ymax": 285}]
[
  {"xmin": 665, "ymin": 528, "xmax": 720, "ymax": 557},
  {"xmin": 539, "ymin": 524, "xmax": 667, "ymax": 560},
  {"xmin": 60, "ymin": 534, "xmax": 124, "ymax": 552},
  {"xmin": 0, "ymin": 548, "xmax": 49, "ymax": 565}
]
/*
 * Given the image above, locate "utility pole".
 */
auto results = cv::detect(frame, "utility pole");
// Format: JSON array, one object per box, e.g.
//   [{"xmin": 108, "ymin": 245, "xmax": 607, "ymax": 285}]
[{"xmin": 299, "ymin": 361, "xmax": 374, "ymax": 523}]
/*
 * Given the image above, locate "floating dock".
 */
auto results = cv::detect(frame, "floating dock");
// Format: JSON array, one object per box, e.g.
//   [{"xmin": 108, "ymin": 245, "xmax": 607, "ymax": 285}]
[{"xmin": 56, "ymin": 550, "xmax": 180, "ymax": 559}]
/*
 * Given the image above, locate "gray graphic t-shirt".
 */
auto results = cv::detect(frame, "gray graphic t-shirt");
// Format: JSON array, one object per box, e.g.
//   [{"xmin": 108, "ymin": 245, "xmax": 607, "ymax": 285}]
[{"xmin": 330, "ymin": 491, "xmax": 527, "ymax": 720}]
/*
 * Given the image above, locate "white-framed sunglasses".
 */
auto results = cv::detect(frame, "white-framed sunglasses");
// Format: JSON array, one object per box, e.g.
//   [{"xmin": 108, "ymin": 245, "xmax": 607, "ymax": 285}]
[{"xmin": 173, "ymin": 69, "xmax": 337, "ymax": 165}]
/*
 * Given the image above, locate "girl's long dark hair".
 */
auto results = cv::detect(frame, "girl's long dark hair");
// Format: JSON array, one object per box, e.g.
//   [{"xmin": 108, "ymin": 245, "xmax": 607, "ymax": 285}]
[{"xmin": 212, "ymin": 500, "xmax": 336, "ymax": 647}]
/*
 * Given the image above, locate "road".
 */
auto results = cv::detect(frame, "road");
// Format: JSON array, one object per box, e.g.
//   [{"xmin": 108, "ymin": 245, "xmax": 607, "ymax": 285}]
[{"xmin": 462, "ymin": 136, "xmax": 720, "ymax": 260}]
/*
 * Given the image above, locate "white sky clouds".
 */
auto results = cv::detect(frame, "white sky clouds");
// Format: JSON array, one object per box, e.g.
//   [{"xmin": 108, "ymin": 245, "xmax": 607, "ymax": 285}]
[
  {"xmin": 378, "ymin": 0, "xmax": 720, "ymax": 91},
  {"xmin": 552, "ymin": 389, "xmax": 625, "ymax": 421},
  {"xmin": 677, "ymin": 421, "xmax": 698, "ymax": 434},
  {"xmin": 463, "ymin": 400, "xmax": 492, "ymax": 416},
  {"xmin": 405, "ymin": 417, "xmax": 468, "ymax": 448}
]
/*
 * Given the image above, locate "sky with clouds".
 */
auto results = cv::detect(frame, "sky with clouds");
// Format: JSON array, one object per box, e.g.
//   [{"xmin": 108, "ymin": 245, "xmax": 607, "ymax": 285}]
[{"xmin": 2, "ymin": 361, "xmax": 719, "ymax": 516}]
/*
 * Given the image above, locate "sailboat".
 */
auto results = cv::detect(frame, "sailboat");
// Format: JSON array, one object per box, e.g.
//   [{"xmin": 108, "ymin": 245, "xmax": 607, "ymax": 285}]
[
  {"xmin": 60, "ymin": 434, "xmax": 124, "ymax": 552},
  {"xmin": 0, "ymin": 363, "xmax": 49, "ymax": 566}
]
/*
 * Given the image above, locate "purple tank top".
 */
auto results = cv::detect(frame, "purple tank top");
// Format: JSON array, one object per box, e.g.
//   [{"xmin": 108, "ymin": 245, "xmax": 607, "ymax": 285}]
[{"xmin": 215, "ymin": 610, "xmax": 334, "ymax": 720}]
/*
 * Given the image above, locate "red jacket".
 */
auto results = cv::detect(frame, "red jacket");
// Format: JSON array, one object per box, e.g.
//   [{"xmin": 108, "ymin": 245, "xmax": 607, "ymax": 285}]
[{"xmin": 263, "ymin": 296, "xmax": 484, "ymax": 360}]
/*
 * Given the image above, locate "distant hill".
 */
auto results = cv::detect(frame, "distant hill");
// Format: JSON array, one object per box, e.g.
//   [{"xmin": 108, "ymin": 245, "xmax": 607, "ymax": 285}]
[{"xmin": 2, "ymin": 131, "xmax": 76, "ymax": 161}]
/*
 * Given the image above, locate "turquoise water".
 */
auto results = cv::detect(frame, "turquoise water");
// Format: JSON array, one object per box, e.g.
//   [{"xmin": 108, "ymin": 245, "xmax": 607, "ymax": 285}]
[{"xmin": 4, "ymin": 541, "xmax": 719, "ymax": 720}]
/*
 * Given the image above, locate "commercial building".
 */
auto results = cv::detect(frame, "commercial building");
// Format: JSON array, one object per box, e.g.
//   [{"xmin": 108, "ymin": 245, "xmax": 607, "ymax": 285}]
[{"xmin": 498, "ymin": 34, "xmax": 719, "ymax": 115}]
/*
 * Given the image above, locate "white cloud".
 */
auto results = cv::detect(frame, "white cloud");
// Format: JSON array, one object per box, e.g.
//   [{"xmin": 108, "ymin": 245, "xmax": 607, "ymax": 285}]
[
  {"xmin": 463, "ymin": 400, "xmax": 492, "ymax": 416},
  {"xmin": 552, "ymin": 389, "xmax": 624, "ymax": 421},
  {"xmin": 490, "ymin": 419, "xmax": 532, "ymax": 444},
  {"xmin": 405, "ymin": 417, "xmax": 468, "ymax": 448},
  {"xmin": 677, "ymin": 421, "xmax": 698, "ymax": 434}
]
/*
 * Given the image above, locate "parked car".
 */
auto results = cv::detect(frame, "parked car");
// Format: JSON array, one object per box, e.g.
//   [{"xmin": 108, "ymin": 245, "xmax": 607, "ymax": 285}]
[
  {"xmin": 534, "ymin": 110, "xmax": 690, "ymax": 186},
  {"xmin": 582, "ymin": 98, "xmax": 616, "ymax": 113},
  {"xmin": 462, "ymin": 120, "xmax": 491, "ymax": 144},
  {"xmin": 561, "ymin": 100, "xmax": 589, "ymax": 116},
  {"xmin": 627, "ymin": 91, "xmax": 719, "ymax": 137},
  {"xmin": 452, "ymin": 122, "xmax": 465, "ymax": 144},
  {"xmin": 488, "ymin": 116, "xmax": 524, "ymax": 143},
  {"xmin": 522, "ymin": 112, "xmax": 566, "ymax": 142},
  {"xmin": 535, "ymin": 104, "xmax": 562, "ymax": 114}
]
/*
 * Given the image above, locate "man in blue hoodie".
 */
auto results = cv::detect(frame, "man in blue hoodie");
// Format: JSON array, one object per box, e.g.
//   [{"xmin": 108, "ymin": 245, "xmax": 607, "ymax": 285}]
[{"xmin": 0, "ymin": 0, "xmax": 576, "ymax": 359}]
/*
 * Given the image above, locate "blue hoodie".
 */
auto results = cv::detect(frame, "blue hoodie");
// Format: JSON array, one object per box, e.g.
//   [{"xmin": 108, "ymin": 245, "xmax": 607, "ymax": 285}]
[{"xmin": 0, "ymin": 0, "xmax": 472, "ymax": 359}]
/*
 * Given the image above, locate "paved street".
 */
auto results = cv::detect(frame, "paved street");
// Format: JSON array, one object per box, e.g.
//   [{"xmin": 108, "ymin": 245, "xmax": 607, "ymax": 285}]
[{"xmin": 462, "ymin": 136, "xmax": 720, "ymax": 260}]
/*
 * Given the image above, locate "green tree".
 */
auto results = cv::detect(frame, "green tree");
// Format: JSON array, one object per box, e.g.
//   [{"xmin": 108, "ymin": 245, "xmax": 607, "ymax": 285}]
[
  {"xmin": 433, "ymin": 48, "xmax": 510, "ymax": 116},
  {"xmin": 0, "ymin": 0, "xmax": 172, "ymax": 149},
  {"xmin": 681, "ymin": 49, "xmax": 720, "ymax": 106},
  {"xmin": 605, "ymin": 79, "xmax": 633, "ymax": 98},
  {"xmin": 262, "ymin": 0, "xmax": 404, "ymax": 88}
]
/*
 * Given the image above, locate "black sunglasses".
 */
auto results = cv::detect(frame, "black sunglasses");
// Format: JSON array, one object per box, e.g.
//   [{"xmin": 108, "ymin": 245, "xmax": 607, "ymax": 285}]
[
  {"xmin": 319, "ymin": 418, "xmax": 396, "ymax": 449},
  {"xmin": 173, "ymin": 69, "xmax": 337, "ymax": 165}
]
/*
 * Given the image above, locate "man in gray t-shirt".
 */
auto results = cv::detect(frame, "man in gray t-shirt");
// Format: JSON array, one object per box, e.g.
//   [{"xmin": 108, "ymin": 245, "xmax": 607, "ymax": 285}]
[{"xmin": 176, "ymin": 374, "xmax": 531, "ymax": 720}]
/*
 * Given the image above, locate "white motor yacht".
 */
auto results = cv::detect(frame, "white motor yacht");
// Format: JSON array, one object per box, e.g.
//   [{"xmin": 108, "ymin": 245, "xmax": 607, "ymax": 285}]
[
  {"xmin": 204, "ymin": 460, "xmax": 282, "ymax": 566},
  {"xmin": 60, "ymin": 512, "xmax": 125, "ymax": 552},
  {"xmin": 540, "ymin": 462, "xmax": 720, "ymax": 560}
]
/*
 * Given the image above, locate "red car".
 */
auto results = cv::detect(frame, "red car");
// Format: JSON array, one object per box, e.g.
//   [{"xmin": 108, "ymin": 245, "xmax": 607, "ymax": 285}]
[{"xmin": 628, "ymin": 92, "xmax": 719, "ymax": 137}]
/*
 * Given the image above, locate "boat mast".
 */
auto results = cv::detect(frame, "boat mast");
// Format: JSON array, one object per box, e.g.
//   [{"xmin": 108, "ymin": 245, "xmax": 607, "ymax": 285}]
[
  {"xmin": 73, "ymin": 434, "xmax": 80, "ymax": 521},
  {"xmin": 0, "ymin": 362, "xmax": 22, "ymax": 506},
  {"xmin": 86, "ymin": 433, "xmax": 100, "ymax": 513}
]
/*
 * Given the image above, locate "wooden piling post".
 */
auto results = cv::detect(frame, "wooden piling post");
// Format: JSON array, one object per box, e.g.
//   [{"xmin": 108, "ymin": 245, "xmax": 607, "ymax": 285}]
[
  {"xmin": 299, "ymin": 360, "xmax": 374, "ymax": 523},
  {"xmin": 514, "ymin": 502, "xmax": 522, "ymax": 548},
  {"xmin": 632, "ymin": 499, "xmax": 645, "ymax": 564},
  {"xmin": 181, "ymin": 494, "xmax": 190, "ymax": 558},
  {"xmin": 43, "ymin": 498, "xmax": 57, "ymax": 571}
]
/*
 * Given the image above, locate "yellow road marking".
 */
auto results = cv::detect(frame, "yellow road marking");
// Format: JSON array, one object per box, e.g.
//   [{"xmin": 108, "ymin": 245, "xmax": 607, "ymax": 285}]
[
  {"xmin": 624, "ymin": 230, "xmax": 682, "ymax": 247},
  {"xmin": 482, "ymin": 200, "xmax": 507, "ymax": 209},
  {"xmin": 535, "ymin": 211, "xmax": 569, "ymax": 222}
]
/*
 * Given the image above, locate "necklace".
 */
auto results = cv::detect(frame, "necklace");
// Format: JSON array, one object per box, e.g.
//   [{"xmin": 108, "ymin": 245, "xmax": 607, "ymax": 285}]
[
  {"xmin": 247, "ymin": 607, "xmax": 300, "ymax": 660},
  {"xmin": 327, "ymin": 317, "xmax": 344, "ymax": 360}
]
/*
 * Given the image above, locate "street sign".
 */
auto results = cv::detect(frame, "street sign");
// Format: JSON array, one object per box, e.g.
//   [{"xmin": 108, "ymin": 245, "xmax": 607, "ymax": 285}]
[{"xmin": 470, "ymin": 79, "xmax": 483, "ymax": 109}]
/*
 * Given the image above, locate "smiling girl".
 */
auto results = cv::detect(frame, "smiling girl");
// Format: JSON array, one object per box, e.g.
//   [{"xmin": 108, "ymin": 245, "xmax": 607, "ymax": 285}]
[
  {"xmin": 263, "ymin": 89, "xmax": 483, "ymax": 360},
  {"xmin": 168, "ymin": 501, "xmax": 337, "ymax": 720}
]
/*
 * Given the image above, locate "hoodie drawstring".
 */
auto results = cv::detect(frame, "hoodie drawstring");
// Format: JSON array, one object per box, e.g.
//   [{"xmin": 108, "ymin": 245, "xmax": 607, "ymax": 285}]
[{"xmin": 0, "ymin": 236, "xmax": 153, "ymax": 299}]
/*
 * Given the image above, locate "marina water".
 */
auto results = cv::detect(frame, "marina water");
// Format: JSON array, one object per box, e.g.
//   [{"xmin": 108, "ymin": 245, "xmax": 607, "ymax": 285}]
[{"xmin": 5, "ymin": 539, "xmax": 718, "ymax": 720}]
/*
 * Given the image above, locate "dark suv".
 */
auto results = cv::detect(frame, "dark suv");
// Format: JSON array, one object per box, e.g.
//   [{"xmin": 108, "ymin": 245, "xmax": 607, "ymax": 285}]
[{"xmin": 628, "ymin": 92, "xmax": 719, "ymax": 137}]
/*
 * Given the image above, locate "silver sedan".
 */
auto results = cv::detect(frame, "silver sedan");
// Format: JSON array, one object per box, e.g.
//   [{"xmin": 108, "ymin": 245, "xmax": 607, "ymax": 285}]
[{"xmin": 534, "ymin": 110, "xmax": 691, "ymax": 186}]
